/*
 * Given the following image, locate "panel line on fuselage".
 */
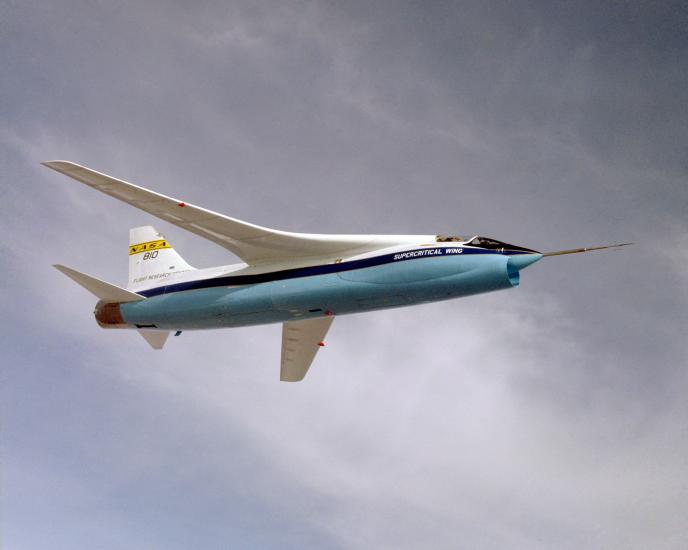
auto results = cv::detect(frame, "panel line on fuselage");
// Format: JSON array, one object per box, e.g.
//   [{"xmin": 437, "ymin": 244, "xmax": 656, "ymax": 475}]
[{"xmin": 137, "ymin": 246, "xmax": 532, "ymax": 298}]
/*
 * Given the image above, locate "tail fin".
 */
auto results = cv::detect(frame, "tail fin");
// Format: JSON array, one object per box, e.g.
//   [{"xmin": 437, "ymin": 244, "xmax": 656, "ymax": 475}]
[{"xmin": 128, "ymin": 226, "xmax": 195, "ymax": 291}]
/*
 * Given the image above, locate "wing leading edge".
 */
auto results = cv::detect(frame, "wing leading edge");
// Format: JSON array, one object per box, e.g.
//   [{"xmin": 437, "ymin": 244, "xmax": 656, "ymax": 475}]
[{"xmin": 42, "ymin": 161, "xmax": 430, "ymax": 266}]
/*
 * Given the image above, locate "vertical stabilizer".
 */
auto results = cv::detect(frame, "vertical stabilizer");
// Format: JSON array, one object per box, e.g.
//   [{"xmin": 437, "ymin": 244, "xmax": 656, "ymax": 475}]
[{"xmin": 128, "ymin": 226, "xmax": 195, "ymax": 291}]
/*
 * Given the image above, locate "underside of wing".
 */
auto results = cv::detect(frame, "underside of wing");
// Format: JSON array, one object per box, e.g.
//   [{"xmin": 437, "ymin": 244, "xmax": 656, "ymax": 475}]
[
  {"xmin": 280, "ymin": 316, "xmax": 334, "ymax": 382},
  {"xmin": 42, "ymin": 161, "xmax": 431, "ymax": 266}
]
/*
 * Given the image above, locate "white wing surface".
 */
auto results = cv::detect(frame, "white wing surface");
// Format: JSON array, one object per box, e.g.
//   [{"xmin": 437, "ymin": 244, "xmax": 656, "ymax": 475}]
[
  {"xmin": 280, "ymin": 316, "xmax": 334, "ymax": 382},
  {"xmin": 54, "ymin": 264, "xmax": 144, "ymax": 303},
  {"xmin": 42, "ymin": 161, "xmax": 431, "ymax": 266}
]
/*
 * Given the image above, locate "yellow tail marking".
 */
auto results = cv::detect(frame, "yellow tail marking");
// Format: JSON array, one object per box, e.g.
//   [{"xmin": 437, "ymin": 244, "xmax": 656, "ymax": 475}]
[{"xmin": 129, "ymin": 239, "xmax": 172, "ymax": 256}]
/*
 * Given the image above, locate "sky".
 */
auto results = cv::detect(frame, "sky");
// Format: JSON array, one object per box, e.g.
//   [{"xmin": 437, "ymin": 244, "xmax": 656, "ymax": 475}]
[{"xmin": 1, "ymin": 1, "xmax": 687, "ymax": 548}]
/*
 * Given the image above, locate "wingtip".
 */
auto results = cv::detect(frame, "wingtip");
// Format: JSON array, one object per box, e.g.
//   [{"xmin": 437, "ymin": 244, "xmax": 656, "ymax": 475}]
[
  {"xmin": 41, "ymin": 160, "xmax": 80, "ymax": 171},
  {"xmin": 280, "ymin": 376, "xmax": 305, "ymax": 382}
]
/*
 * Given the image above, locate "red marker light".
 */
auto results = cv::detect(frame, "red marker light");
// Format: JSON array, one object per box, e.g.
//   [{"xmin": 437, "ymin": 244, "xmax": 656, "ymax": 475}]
[
  {"xmin": 178, "ymin": 202, "xmax": 186, "ymax": 207},
  {"xmin": 318, "ymin": 341, "xmax": 325, "ymax": 347}
]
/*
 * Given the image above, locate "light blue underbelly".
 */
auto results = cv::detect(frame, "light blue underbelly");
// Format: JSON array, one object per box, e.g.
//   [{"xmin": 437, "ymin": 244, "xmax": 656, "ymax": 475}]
[{"xmin": 121, "ymin": 254, "xmax": 518, "ymax": 330}]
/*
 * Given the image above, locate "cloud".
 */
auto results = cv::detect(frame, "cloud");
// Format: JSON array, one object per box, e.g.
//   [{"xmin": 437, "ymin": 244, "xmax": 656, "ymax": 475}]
[{"xmin": 2, "ymin": 1, "xmax": 687, "ymax": 548}]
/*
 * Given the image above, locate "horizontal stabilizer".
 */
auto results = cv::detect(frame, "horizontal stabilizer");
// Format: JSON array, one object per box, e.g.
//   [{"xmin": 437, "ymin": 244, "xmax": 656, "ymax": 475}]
[
  {"xmin": 138, "ymin": 330, "xmax": 169, "ymax": 349},
  {"xmin": 280, "ymin": 316, "xmax": 334, "ymax": 382},
  {"xmin": 53, "ymin": 264, "xmax": 144, "ymax": 303}
]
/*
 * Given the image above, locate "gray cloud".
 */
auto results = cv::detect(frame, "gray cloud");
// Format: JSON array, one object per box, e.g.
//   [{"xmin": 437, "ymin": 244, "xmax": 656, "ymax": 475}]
[{"xmin": 2, "ymin": 1, "xmax": 687, "ymax": 548}]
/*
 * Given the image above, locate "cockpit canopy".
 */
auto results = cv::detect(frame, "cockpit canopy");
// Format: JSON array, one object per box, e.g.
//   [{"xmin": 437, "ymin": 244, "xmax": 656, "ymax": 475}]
[
  {"xmin": 435, "ymin": 235, "xmax": 467, "ymax": 242},
  {"xmin": 465, "ymin": 236, "xmax": 510, "ymax": 249},
  {"xmin": 435, "ymin": 234, "xmax": 538, "ymax": 253}
]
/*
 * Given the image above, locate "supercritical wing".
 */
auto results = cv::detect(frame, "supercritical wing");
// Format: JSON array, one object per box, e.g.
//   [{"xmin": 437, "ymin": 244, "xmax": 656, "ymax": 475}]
[
  {"xmin": 280, "ymin": 316, "xmax": 335, "ymax": 382},
  {"xmin": 42, "ymin": 161, "xmax": 429, "ymax": 266}
]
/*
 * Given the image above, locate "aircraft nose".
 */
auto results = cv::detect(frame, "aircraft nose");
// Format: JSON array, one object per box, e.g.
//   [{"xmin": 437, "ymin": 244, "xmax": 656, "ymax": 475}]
[{"xmin": 507, "ymin": 252, "xmax": 543, "ymax": 271}]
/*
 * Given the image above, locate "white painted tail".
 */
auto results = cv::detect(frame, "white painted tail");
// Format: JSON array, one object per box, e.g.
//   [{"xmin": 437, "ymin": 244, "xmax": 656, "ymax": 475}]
[{"xmin": 128, "ymin": 226, "xmax": 195, "ymax": 291}]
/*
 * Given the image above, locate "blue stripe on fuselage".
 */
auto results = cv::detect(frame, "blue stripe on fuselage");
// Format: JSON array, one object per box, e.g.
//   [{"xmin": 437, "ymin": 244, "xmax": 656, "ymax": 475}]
[{"xmin": 138, "ymin": 247, "xmax": 529, "ymax": 298}]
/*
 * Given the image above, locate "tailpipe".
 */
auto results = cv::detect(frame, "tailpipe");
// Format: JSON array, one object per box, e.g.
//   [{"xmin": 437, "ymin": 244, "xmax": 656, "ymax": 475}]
[{"xmin": 94, "ymin": 300, "xmax": 129, "ymax": 329}]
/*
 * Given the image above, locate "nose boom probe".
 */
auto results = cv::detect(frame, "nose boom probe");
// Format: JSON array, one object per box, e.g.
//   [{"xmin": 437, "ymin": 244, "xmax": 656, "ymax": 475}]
[{"xmin": 542, "ymin": 242, "xmax": 633, "ymax": 257}]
